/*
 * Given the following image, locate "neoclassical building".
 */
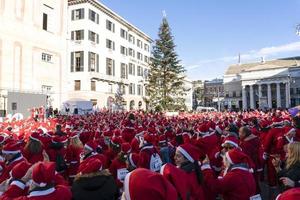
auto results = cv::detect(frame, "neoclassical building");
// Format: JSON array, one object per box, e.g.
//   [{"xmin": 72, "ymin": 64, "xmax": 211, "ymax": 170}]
[{"xmin": 224, "ymin": 57, "xmax": 300, "ymax": 110}]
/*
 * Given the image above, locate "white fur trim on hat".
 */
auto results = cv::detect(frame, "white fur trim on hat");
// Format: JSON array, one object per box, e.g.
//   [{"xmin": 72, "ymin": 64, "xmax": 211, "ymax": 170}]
[
  {"xmin": 2, "ymin": 150, "xmax": 20, "ymax": 154},
  {"xmin": 28, "ymin": 187, "xmax": 55, "ymax": 197},
  {"xmin": 177, "ymin": 146, "xmax": 194, "ymax": 163},
  {"xmin": 222, "ymin": 140, "xmax": 238, "ymax": 148},
  {"xmin": 11, "ymin": 180, "xmax": 26, "ymax": 190},
  {"xmin": 30, "ymin": 136, "xmax": 40, "ymax": 142},
  {"xmin": 275, "ymin": 194, "xmax": 281, "ymax": 200},
  {"xmin": 201, "ymin": 164, "xmax": 211, "ymax": 170},
  {"xmin": 84, "ymin": 144, "xmax": 94, "ymax": 152},
  {"xmin": 32, "ymin": 180, "xmax": 47, "ymax": 187},
  {"xmin": 124, "ymin": 171, "xmax": 132, "ymax": 200}
]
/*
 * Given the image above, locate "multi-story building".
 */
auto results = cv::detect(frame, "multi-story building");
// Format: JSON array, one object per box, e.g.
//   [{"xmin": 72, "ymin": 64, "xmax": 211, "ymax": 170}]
[
  {"xmin": 183, "ymin": 78, "xmax": 193, "ymax": 111},
  {"xmin": 67, "ymin": 0, "xmax": 152, "ymax": 110},
  {"xmin": 204, "ymin": 79, "xmax": 224, "ymax": 110},
  {"xmin": 224, "ymin": 57, "xmax": 300, "ymax": 110},
  {"xmin": 0, "ymin": 0, "xmax": 68, "ymax": 116}
]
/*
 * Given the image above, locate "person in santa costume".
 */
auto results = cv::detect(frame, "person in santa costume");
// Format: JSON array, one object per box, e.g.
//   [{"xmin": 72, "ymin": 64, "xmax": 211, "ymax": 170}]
[
  {"xmin": 272, "ymin": 142, "xmax": 300, "ymax": 192},
  {"xmin": 275, "ymin": 187, "xmax": 300, "ymax": 200},
  {"xmin": 65, "ymin": 132, "xmax": 83, "ymax": 183},
  {"xmin": 201, "ymin": 148, "xmax": 257, "ymax": 200},
  {"xmin": 109, "ymin": 143, "xmax": 130, "ymax": 188},
  {"xmin": 0, "ymin": 142, "xmax": 26, "ymax": 184},
  {"xmin": 138, "ymin": 133, "xmax": 162, "ymax": 172},
  {"xmin": 0, "ymin": 160, "xmax": 32, "ymax": 198},
  {"xmin": 239, "ymin": 126, "xmax": 262, "ymax": 193},
  {"xmin": 81, "ymin": 140, "xmax": 108, "ymax": 169},
  {"xmin": 22, "ymin": 132, "xmax": 46, "ymax": 164},
  {"xmin": 276, "ymin": 127, "xmax": 299, "ymax": 158},
  {"xmin": 11, "ymin": 161, "xmax": 72, "ymax": 200},
  {"xmin": 72, "ymin": 157, "xmax": 119, "ymax": 200},
  {"xmin": 126, "ymin": 153, "xmax": 139, "ymax": 172},
  {"xmin": 174, "ymin": 143, "xmax": 206, "ymax": 200},
  {"xmin": 122, "ymin": 168, "xmax": 177, "ymax": 200}
]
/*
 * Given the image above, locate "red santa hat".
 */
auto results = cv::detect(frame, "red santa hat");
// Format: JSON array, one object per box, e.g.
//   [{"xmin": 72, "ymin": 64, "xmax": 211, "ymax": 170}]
[
  {"xmin": 128, "ymin": 153, "xmax": 139, "ymax": 168},
  {"xmin": 284, "ymin": 127, "xmax": 296, "ymax": 136},
  {"xmin": 69, "ymin": 132, "xmax": 79, "ymax": 139},
  {"xmin": 276, "ymin": 188, "xmax": 300, "ymax": 200},
  {"xmin": 124, "ymin": 168, "xmax": 177, "ymax": 200},
  {"xmin": 2, "ymin": 142, "xmax": 21, "ymax": 154},
  {"xmin": 177, "ymin": 143, "xmax": 200, "ymax": 163},
  {"xmin": 158, "ymin": 135, "xmax": 167, "ymax": 144},
  {"xmin": 78, "ymin": 157, "xmax": 102, "ymax": 174},
  {"xmin": 84, "ymin": 140, "xmax": 98, "ymax": 152},
  {"xmin": 11, "ymin": 160, "xmax": 31, "ymax": 179},
  {"xmin": 30, "ymin": 132, "xmax": 41, "ymax": 142},
  {"xmin": 160, "ymin": 163, "xmax": 189, "ymax": 200},
  {"xmin": 222, "ymin": 135, "xmax": 239, "ymax": 148},
  {"xmin": 225, "ymin": 148, "xmax": 254, "ymax": 167},
  {"xmin": 111, "ymin": 137, "xmax": 122, "ymax": 148},
  {"xmin": 121, "ymin": 143, "xmax": 131, "ymax": 154},
  {"xmin": 32, "ymin": 162, "xmax": 56, "ymax": 187},
  {"xmin": 52, "ymin": 136, "xmax": 68, "ymax": 144}
]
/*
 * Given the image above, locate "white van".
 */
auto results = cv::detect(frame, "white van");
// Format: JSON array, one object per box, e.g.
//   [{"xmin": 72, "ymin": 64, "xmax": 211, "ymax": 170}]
[{"xmin": 196, "ymin": 106, "xmax": 217, "ymax": 112}]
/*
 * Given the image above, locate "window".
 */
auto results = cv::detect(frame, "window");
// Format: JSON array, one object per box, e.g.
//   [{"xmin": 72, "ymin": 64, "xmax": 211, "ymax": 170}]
[
  {"xmin": 72, "ymin": 8, "xmax": 84, "ymax": 20},
  {"xmin": 144, "ymin": 56, "xmax": 149, "ymax": 63},
  {"xmin": 89, "ymin": 9, "xmax": 99, "ymax": 24},
  {"xmin": 42, "ymin": 13, "xmax": 48, "ymax": 31},
  {"xmin": 91, "ymin": 81, "xmax": 96, "ymax": 91},
  {"xmin": 233, "ymin": 91, "xmax": 236, "ymax": 97},
  {"xmin": 120, "ymin": 63, "xmax": 128, "ymax": 79},
  {"xmin": 120, "ymin": 46, "xmax": 127, "ymax": 56},
  {"xmin": 129, "ymin": 83, "xmax": 135, "ymax": 95},
  {"xmin": 137, "ymin": 85, "xmax": 143, "ymax": 96},
  {"xmin": 106, "ymin": 39, "xmax": 115, "ymax": 50},
  {"xmin": 106, "ymin": 58, "xmax": 115, "ymax": 76},
  {"xmin": 88, "ymin": 52, "xmax": 99, "ymax": 72},
  {"xmin": 144, "ymin": 44, "xmax": 150, "ymax": 52},
  {"xmin": 70, "ymin": 51, "xmax": 84, "ymax": 72},
  {"xmin": 129, "ymin": 63, "xmax": 135, "ymax": 75},
  {"xmin": 71, "ymin": 30, "xmax": 84, "ymax": 41},
  {"xmin": 120, "ymin": 28, "xmax": 128, "ymax": 39},
  {"xmin": 137, "ymin": 39, "xmax": 142, "ymax": 48},
  {"xmin": 129, "ymin": 34, "xmax": 135, "ymax": 44},
  {"xmin": 297, "ymin": 88, "xmax": 300, "ymax": 95},
  {"xmin": 74, "ymin": 80, "xmax": 81, "ymax": 91},
  {"xmin": 137, "ymin": 52, "xmax": 143, "ymax": 61},
  {"xmin": 106, "ymin": 20, "xmax": 115, "ymax": 32},
  {"xmin": 129, "ymin": 48, "xmax": 135, "ymax": 57},
  {"xmin": 88, "ymin": 31, "xmax": 99, "ymax": 43},
  {"xmin": 137, "ymin": 66, "xmax": 143, "ymax": 76},
  {"xmin": 144, "ymin": 68, "xmax": 148, "ymax": 79},
  {"xmin": 41, "ymin": 53, "xmax": 52, "ymax": 63},
  {"xmin": 118, "ymin": 84, "xmax": 126, "ymax": 95}
]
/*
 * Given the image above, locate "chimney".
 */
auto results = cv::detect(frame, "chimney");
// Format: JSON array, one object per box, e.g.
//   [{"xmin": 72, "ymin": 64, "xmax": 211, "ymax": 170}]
[
  {"xmin": 238, "ymin": 53, "xmax": 241, "ymax": 65},
  {"xmin": 261, "ymin": 56, "xmax": 265, "ymax": 64}
]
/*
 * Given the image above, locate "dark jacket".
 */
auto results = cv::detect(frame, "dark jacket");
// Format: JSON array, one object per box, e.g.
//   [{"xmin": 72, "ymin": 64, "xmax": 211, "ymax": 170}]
[
  {"xmin": 72, "ymin": 170, "xmax": 119, "ymax": 200},
  {"xmin": 278, "ymin": 161, "xmax": 300, "ymax": 191}
]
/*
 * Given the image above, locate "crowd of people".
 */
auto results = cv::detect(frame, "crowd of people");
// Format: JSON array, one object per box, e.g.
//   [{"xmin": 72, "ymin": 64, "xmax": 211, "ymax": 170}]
[{"xmin": 0, "ymin": 109, "xmax": 298, "ymax": 199}]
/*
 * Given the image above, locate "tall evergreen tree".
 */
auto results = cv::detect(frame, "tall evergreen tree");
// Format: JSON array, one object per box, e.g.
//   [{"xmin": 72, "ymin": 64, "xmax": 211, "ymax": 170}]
[{"xmin": 147, "ymin": 16, "xmax": 186, "ymax": 111}]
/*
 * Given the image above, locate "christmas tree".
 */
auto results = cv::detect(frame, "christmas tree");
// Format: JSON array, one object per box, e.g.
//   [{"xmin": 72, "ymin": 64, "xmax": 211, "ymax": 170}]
[
  {"xmin": 114, "ymin": 85, "xmax": 125, "ymax": 111},
  {"xmin": 147, "ymin": 14, "xmax": 186, "ymax": 111}
]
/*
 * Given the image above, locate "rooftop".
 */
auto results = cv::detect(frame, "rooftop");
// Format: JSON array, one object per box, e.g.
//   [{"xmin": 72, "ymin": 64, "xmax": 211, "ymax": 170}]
[
  {"xmin": 68, "ymin": 0, "xmax": 153, "ymax": 42},
  {"xmin": 225, "ymin": 56, "xmax": 300, "ymax": 75}
]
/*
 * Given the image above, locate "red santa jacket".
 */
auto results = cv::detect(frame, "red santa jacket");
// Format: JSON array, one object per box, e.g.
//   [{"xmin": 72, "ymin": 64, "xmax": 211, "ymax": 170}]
[
  {"xmin": 0, "ymin": 180, "xmax": 29, "ymax": 200},
  {"xmin": 239, "ymin": 134, "xmax": 262, "ymax": 171},
  {"xmin": 0, "ymin": 155, "xmax": 26, "ymax": 184},
  {"xmin": 65, "ymin": 145, "xmax": 82, "ymax": 178},
  {"xmin": 202, "ymin": 166, "xmax": 256, "ymax": 200},
  {"xmin": 263, "ymin": 127, "xmax": 284, "ymax": 156},
  {"xmin": 195, "ymin": 132, "xmax": 220, "ymax": 157},
  {"xmin": 109, "ymin": 156, "xmax": 128, "ymax": 188},
  {"xmin": 14, "ymin": 185, "xmax": 72, "ymax": 200}
]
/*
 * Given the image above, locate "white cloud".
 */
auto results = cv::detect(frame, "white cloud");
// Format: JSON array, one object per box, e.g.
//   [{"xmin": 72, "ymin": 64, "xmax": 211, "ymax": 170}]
[{"xmin": 185, "ymin": 41, "xmax": 300, "ymax": 71}]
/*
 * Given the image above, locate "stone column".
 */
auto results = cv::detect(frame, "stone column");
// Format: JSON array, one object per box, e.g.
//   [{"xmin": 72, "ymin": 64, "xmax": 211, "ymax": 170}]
[
  {"xmin": 276, "ymin": 83, "xmax": 281, "ymax": 108},
  {"xmin": 250, "ymin": 85, "xmax": 255, "ymax": 109},
  {"xmin": 242, "ymin": 85, "xmax": 247, "ymax": 110},
  {"xmin": 258, "ymin": 84, "xmax": 262, "ymax": 108},
  {"xmin": 267, "ymin": 83, "xmax": 272, "ymax": 108},
  {"xmin": 286, "ymin": 82, "xmax": 290, "ymax": 108}
]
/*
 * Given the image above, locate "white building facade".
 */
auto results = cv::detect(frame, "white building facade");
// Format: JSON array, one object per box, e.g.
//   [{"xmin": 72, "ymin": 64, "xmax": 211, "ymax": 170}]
[
  {"xmin": 224, "ymin": 57, "xmax": 300, "ymax": 110},
  {"xmin": 67, "ymin": 0, "xmax": 152, "ymax": 111},
  {"xmin": 183, "ymin": 78, "xmax": 193, "ymax": 111},
  {"xmin": 0, "ymin": 0, "xmax": 68, "ymax": 116}
]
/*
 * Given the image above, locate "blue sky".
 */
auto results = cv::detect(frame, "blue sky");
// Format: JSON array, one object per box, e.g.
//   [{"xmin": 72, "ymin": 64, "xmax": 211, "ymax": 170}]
[{"xmin": 100, "ymin": 0, "xmax": 300, "ymax": 81}]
